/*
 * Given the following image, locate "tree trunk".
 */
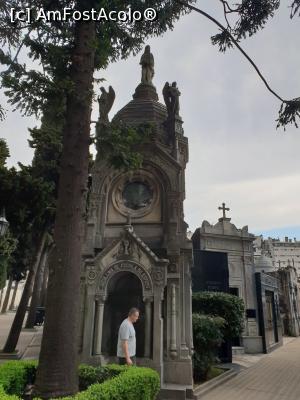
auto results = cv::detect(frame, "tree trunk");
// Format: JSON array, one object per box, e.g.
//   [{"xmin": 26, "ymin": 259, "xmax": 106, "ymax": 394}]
[
  {"xmin": 25, "ymin": 244, "xmax": 48, "ymax": 328},
  {"xmin": 1, "ymin": 275, "xmax": 13, "ymax": 314},
  {"xmin": 0, "ymin": 288, "xmax": 3, "ymax": 308},
  {"xmin": 34, "ymin": 16, "xmax": 96, "ymax": 399},
  {"xmin": 2, "ymin": 232, "xmax": 47, "ymax": 353},
  {"xmin": 40, "ymin": 245, "xmax": 53, "ymax": 308},
  {"xmin": 9, "ymin": 281, "xmax": 19, "ymax": 311}
]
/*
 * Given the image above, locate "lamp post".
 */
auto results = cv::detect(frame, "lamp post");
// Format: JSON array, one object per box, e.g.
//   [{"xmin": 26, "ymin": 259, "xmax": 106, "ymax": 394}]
[{"xmin": 0, "ymin": 208, "xmax": 9, "ymax": 237}]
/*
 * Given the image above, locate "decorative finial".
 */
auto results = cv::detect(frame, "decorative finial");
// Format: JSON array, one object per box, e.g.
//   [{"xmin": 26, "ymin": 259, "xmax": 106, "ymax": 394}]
[
  {"xmin": 218, "ymin": 202, "xmax": 230, "ymax": 220},
  {"xmin": 140, "ymin": 45, "xmax": 154, "ymax": 85}
]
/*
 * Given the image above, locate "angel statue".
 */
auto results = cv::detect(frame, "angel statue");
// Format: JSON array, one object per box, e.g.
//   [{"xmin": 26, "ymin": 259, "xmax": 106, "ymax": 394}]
[
  {"xmin": 163, "ymin": 81, "xmax": 181, "ymax": 118},
  {"xmin": 97, "ymin": 86, "xmax": 115, "ymax": 124}
]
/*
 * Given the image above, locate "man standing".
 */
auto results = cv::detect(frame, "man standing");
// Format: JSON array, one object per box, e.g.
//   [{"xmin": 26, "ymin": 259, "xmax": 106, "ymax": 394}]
[{"xmin": 117, "ymin": 307, "xmax": 139, "ymax": 365}]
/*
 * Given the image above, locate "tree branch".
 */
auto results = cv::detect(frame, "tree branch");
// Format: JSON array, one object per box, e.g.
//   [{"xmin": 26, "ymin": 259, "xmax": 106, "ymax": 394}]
[{"xmin": 175, "ymin": 0, "xmax": 285, "ymax": 103}]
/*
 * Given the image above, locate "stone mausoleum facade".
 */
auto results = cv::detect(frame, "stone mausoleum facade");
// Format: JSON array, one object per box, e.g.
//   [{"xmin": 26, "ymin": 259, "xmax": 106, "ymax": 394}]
[
  {"xmin": 79, "ymin": 47, "xmax": 194, "ymax": 400},
  {"xmin": 192, "ymin": 207, "xmax": 263, "ymax": 354}
]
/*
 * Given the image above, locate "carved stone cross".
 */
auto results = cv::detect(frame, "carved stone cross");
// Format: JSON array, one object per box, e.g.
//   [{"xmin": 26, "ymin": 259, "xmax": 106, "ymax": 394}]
[{"xmin": 218, "ymin": 202, "xmax": 230, "ymax": 219}]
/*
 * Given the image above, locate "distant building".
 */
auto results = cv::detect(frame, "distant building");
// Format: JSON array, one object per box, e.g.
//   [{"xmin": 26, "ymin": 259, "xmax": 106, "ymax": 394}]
[{"xmin": 254, "ymin": 236, "xmax": 300, "ymax": 275}]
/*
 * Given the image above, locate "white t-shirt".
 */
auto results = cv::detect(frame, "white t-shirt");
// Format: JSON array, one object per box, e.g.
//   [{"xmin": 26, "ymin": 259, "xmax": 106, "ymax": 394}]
[{"xmin": 117, "ymin": 318, "xmax": 136, "ymax": 357}]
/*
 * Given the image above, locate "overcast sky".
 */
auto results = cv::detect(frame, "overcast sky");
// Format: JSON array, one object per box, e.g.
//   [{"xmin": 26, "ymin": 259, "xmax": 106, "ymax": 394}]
[{"xmin": 1, "ymin": 1, "xmax": 300, "ymax": 239}]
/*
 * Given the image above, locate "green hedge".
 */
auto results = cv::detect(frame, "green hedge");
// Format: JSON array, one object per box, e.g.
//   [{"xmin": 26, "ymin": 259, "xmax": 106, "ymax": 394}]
[
  {"xmin": 0, "ymin": 360, "xmax": 37, "ymax": 397},
  {"xmin": 78, "ymin": 364, "xmax": 122, "ymax": 391},
  {"xmin": 192, "ymin": 291, "xmax": 245, "ymax": 339},
  {"xmin": 0, "ymin": 361, "xmax": 160, "ymax": 400},
  {"xmin": 66, "ymin": 366, "xmax": 160, "ymax": 400},
  {"xmin": 192, "ymin": 314, "xmax": 225, "ymax": 382}
]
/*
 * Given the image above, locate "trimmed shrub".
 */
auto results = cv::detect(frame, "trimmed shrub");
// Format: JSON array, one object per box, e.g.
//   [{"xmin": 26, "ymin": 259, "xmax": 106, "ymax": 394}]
[
  {"xmin": 0, "ymin": 385, "xmax": 19, "ymax": 400},
  {"xmin": 192, "ymin": 291, "xmax": 245, "ymax": 339},
  {"xmin": 0, "ymin": 360, "xmax": 37, "ymax": 396},
  {"xmin": 192, "ymin": 314, "xmax": 225, "ymax": 382},
  {"xmin": 0, "ymin": 362, "xmax": 160, "ymax": 400},
  {"xmin": 78, "ymin": 364, "xmax": 122, "ymax": 391},
  {"xmin": 69, "ymin": 366, "xmax": 160, "ymax": 400}
]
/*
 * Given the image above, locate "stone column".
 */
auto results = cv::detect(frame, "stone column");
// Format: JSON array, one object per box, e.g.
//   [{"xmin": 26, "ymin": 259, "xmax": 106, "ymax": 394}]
[
  {"xmin": 82, "ymin": 293, "xmax": 96, "ymax": 360},
  {"xmin": 93, "ymin": 297, "xmax": 105, "ymax": 355},
  {"xmin": 180, "ymin": 262, "xmax": 189, "ymax": 356},
  {"xmin": 170, "ymin": 283, "xmax": 177, "ymax": 358},
  {"xmin": 144, "ymin": 298, "xmax": 152, "ymax": 358},
  {"xmin": 152, "ymin": 290, "xmax": 163, "ymax": 371}
]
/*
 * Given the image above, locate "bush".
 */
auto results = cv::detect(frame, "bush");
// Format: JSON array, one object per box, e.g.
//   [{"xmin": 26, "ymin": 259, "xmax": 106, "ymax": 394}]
[
  {"xmin": 70, "ymin": 366, "xmax": 160, "ymax": 400},
  {"xmin": 0, "ymin": 386, "xmax": 19, "ymax": 400},
  {"xmin": 0, "ymin": 362, "xmax": 160, "ymax": 400},
  {"xmin": 192, "ymin": 314, "xmax": 225, "ymax": 382},
  {"xmin": 192, "ymin": 291, "xmax": 245, "ymax": 339},
  {"xmin": 0, "ymin": 360, "xmax": 37, "ymax": 396},
  {"xmin": 78, "ymin": 364, "xmax": 122, "ymax": 391}
]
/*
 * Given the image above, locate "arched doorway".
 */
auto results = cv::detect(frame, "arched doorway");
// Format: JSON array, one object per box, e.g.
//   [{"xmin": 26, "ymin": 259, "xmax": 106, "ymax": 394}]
[{"xmin": 101, "ymin": 272, "xmax": 146, "ymax": 357}]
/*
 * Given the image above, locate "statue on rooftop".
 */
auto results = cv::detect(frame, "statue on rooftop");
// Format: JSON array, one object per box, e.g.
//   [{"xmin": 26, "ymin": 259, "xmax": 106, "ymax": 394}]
[
  {"xmin": 140, "ymin": 45, "xmax": 155, "ymax": 85},
  {"xmin": 163, "ymin": 81, "xmax": 181, "ymax": 118},
  {"xmin": 97, "ymin": 86, "xmax": 115, "ymax": 124}
]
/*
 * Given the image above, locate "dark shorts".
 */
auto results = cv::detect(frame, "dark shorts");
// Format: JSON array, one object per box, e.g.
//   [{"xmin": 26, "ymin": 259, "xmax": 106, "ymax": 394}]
[{"xmin": 118, "ymin": 356, "xmax": 136, "ymax": 365}]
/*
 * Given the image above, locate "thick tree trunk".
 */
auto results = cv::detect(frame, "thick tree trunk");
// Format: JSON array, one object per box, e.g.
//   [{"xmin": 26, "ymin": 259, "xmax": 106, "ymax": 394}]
[
  {"xmin": 1, "ymin": 275, "xmax": 13, "ymax": 314},
  {"xmin": 25, "ymin": 244, "xmax": 48, "ymax": 328},
  {"xmin": 34, "ymin": 17, "xmax": 96, "ymax": 399},
  {"xmin": 40, "ymin": 259, "xmax": 49, "ymax": 308},
  {"xmin": 39, "ymin": 243, "xmax": 54, "ymax": 308},
  {"xmin": 2, "ymin": 232, "xmax": 47, "ymax": 353},
  {"xmin": 9, "ymin": 281, "xmax": 19, "ymax": 311}
]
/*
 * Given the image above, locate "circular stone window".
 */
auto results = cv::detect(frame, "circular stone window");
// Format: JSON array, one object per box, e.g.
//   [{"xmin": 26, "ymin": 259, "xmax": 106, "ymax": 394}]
[
  {"xmin": 112, "ymin": 171, "xmax": 159, "ymax": 218},
  {"xmin": 122, "ymin": 182, "xmax": 153, "ymax": 211}
]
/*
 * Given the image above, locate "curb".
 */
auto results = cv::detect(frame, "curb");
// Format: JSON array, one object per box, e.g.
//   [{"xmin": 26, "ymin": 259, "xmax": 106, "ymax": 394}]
[{"xmin": 193, "ymin": 368, "xmax": 237, "ymax": 399}]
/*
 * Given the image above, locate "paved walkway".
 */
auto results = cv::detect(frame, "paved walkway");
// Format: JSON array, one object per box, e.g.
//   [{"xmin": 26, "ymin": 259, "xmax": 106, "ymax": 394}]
[
  {"xmin": 0, "ymin": 312, "xmax": 42, "ymax": 363},
  {"xmin": 202, "ymin": 337, "xmax": 300, "ymax": 400}
]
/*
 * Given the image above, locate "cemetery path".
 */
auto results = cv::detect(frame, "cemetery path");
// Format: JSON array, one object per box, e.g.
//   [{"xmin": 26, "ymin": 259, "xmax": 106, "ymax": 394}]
[{"xmin": 201, "ymin": 337, "xmax": 300, "ymax": 400}]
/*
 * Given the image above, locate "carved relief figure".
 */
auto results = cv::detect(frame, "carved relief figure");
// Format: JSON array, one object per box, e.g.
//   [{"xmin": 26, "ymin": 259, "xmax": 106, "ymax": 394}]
[{"xmin": 140, "ymin": 45, "xmax": 154, "ymax": 85}]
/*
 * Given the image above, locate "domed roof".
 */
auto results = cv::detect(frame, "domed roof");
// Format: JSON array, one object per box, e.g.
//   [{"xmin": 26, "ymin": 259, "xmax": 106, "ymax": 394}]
[{"xmin": 113, "ymin": 82, "xmax": 168, "ymax": 129}]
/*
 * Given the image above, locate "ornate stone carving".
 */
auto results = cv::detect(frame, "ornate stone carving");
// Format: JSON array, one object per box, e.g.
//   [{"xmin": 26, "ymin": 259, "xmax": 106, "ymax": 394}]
[
  {"xmin": 168, "ymin": 263, "xmax": 177, "ymax": 273},
  {"xmin": 86, "ymin": 266, "xmax": 98, "ymax": 285},
  {"xmin": 118, "ymin": 239, "xmax": 132, "ymax": 256},
  {"xmin": 98, "ymin": 261, "xmax": 153, "ymax": 294},
  {"xmin": 151, "ymin": 266, "xmax": 165, "ymax": 286},
  {"xmin": 111, "ymin": 170, "xmax": 159, "ymax": 218}
]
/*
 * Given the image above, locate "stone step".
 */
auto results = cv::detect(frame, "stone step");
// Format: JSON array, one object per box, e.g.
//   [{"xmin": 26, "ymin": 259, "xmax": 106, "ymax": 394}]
[{"xmin": 232, "ymin": 346, "xmax": 245, "ymax": 355}]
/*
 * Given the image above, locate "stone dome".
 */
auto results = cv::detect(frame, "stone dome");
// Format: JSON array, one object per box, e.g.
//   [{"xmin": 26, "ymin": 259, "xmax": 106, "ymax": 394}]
[{"xmin": 113, "ymin": 82, "xmax": 167, "ymax": 128}]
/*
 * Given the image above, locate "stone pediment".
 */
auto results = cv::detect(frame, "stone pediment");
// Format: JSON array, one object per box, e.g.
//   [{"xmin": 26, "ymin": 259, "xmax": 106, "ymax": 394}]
[
  {"xmin": 84, "ymin": 225, "xmax": 169, "ymax": 299},
  {"xmin": 94, "ymin": 225, "xmax": 168, "ymax": 270},
  {"xmin": 200, "ymin": 218, "xmax": 254, "ymax": 240}
]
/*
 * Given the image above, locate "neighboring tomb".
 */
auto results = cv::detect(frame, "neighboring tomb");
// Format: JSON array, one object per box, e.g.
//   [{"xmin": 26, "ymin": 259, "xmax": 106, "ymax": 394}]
[
  {"xmin": 255, "ymin": 272, "xmax": 283, "ymax": 352},
  {"xmin": 273, "ymin": 264, "xmax": 300, "ymax": 337},
  {"xmin": 80, "ymin": 47, "xmax": 193, "ymax": 400},
  {"xmin": 192, "ymin": 204, "xmax": 263, "ymax": 354}
]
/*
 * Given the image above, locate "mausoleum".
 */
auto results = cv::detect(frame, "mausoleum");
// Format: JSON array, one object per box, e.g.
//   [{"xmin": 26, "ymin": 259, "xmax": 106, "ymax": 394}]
[{"xmin": 79, "ymin": 46, "xmax": 194, "ymax": 400}]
